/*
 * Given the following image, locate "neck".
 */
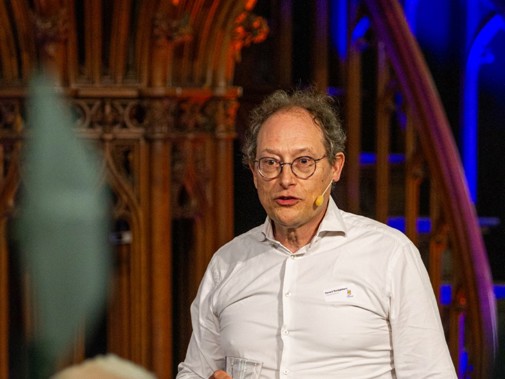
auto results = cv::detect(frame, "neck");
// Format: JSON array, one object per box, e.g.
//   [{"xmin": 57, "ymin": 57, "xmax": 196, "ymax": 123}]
[
  {"xmin": 274, "ymin": 230, "xmax": 306, "ymax": 253},
  {"xmin": 273, "ymin": 209, "xmax": 327, "ymax": 253}
]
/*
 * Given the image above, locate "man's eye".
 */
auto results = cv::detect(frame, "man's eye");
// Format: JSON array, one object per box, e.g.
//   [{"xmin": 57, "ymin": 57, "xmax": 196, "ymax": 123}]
[
  {"xmin": 264, "ymin": 159, "xmax": 277, "ymax": 166},
  {"xmin": 297, "ymin": 157, "xmax": 312, "ymax": 165}
]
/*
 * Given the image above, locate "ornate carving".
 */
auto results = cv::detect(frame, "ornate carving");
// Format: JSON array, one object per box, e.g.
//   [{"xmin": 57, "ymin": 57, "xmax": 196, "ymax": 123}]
[
  {"xmin": 70, "ymin": 96, "xmax": 238, "ymax": 137},
  {"xmin": 203, "ymin": 98, "xmax": 239, "ymax": 137},
  {"xmin": 146, "ymin": 99, "xmax": 176, "ymax": 137},
  {"xmin": 171, "ymin": 140, "xmax": 211, "ymax": 220},
  {"xmin": 69, "ymin": 99, "xmax": 146, "ymax": 208},
  {"xmin": 175, "ymin": 98, "xmax": 238, "ymax": 136},
  {"xmin": 93, "ymin": 100, "xmax": 124, "ymax": 133},
  {"xmin": 109, "ymin": 142, "xmax": 139, "ymax": 195},
  {"xmin": 0, "ymin": 100, "xmax": 23, "ymax": 221},
  {"xmin": 232, "ymin": 12, "xmax": 269, "ymax": 61},
  {"xmin": 72, "ymin": 99, "xmax": 147, "ymax": 133},
  {"xmin": 0, "ymin": 100, "xmax": 24, "ymax": 134},
  {"xmin": 31, "ymin": 8, "xmax": 69, "ymax": 43},
  {"xmin": 176, "ymin": 99, "xmax": 207, "ymax": 133},
  {"xmin": 31, "ymin": 8, "xmax": 69, "ymax": 60},
  {"xmin": 0, "ymin": 2, "xmax": 249, "ymax": 377},
  {"xmin": 153, "ymin": 12, "xmax": 193, "ymax": 43}
]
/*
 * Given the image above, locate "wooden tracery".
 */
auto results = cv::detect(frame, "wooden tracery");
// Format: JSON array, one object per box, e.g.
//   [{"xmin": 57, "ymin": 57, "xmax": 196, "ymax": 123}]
[{"xmin": 0, "ymin": 1, "xmax": 267, "ymax": 378}]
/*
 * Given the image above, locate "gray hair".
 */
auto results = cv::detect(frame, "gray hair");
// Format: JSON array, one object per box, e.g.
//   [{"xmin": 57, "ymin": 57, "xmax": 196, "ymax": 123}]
[{"xmin": 241, "ymin": 89, "xmax": 346, "ymax": 166}]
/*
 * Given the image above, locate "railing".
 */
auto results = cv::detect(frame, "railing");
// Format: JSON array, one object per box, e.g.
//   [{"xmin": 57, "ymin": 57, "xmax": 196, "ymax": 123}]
[{"xmin": 341, "ymin": 0, "xmax": 497, "ymax": 376}]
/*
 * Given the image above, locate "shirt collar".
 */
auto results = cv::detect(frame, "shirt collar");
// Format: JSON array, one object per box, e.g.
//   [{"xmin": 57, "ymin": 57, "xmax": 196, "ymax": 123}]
[{"xmin": 260, "ymin": 197, "xmax": 347, "ymax": 242}]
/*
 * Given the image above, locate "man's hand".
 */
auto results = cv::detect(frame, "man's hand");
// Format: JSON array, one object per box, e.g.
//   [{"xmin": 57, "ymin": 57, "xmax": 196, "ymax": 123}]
[{"xmin": 209, "ymin": 369, "xmax": 232, "ymax": 379}]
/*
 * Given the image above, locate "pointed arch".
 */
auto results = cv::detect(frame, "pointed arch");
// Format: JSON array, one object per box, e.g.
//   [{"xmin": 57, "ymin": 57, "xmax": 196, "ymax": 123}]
[{"xmin": 462, "ymin": 14, "xmax": 505, "ymax": 201}]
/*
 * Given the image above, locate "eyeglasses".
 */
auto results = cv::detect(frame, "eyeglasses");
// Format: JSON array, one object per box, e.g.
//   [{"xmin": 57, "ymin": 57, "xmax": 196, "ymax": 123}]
[{"xmin": 254, "ymin": 155, "xmax": 327, "ymax": 179}]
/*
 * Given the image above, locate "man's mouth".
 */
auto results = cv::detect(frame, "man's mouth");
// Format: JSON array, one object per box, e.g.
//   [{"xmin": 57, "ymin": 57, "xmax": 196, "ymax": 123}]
[{"xmin": 275, "ymin": 196, "xmax": 299, "ymax": 206}]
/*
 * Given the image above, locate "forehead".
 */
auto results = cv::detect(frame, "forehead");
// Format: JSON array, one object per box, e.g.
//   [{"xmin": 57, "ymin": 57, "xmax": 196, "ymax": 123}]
[{"xmin": 257, "ymin": 107, "xmax": 325, "ymax": 154}]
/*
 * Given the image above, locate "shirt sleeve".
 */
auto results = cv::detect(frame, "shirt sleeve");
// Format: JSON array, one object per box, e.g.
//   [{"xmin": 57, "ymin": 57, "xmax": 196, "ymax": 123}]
[
  {"xmin": 176, "ymin": 257, "xmax": 225, "ymax": 379},
  {"xmin": 388, "ymin": 240, "xmax": 457, "ymax": 378}
]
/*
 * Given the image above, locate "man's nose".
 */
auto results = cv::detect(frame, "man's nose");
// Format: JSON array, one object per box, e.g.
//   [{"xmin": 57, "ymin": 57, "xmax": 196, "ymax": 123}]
[{"xmin": 278, "ymin": 163, "xmax": 296, "ymax": 186}]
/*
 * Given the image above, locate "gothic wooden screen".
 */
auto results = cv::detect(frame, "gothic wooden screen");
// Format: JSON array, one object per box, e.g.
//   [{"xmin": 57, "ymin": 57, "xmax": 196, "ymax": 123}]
[{"xmin": 0, "ymin": 1, "xmax": 267, "ymax": 378}]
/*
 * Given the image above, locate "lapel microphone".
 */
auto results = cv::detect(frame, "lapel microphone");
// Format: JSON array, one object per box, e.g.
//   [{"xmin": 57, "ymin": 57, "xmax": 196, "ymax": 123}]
[{"xmin": 314, "ymin": 180, "xmax": 333, "ymax": 207}]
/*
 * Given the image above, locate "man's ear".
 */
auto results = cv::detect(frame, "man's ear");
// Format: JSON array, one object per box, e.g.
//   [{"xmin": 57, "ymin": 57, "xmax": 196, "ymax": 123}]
[
  {"xmin": 249, "ymin": 163, "xmax": 258, "ymax": 189},
  {"xmin": 331, "ymin": 152, "xmax": 345, "ymax": 182}
]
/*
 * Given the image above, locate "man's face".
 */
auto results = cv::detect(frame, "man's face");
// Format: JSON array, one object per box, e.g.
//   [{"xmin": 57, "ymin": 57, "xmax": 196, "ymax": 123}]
[{"xmin": 251, "ymin": 107, "xmax": 344, "ymax": 235}]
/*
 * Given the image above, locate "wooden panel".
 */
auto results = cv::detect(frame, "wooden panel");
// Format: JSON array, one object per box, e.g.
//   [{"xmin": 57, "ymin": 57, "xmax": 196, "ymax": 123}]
[
  {"xmin": 343, "ymin": 1, "xmax": 363, "ymax": 214},
  {"xmin": 375, "ymin": 42, "xmax": 391, "ymax": 223},
  {"xmin": 0, "ymin": 2, "xmax": 265, "ymax": 377}
]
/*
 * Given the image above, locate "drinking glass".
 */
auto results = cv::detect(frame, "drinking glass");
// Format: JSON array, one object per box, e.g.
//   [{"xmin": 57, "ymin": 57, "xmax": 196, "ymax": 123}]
[{"xmin": 225, "ymin": 356, "xmax": 263, "ymax": 379}]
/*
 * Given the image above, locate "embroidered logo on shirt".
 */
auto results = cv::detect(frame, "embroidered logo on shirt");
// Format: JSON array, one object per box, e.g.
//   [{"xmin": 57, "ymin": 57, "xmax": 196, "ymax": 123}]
[{"xmin": 323, "ymin": 286, "xmax": 354, "ymax": 302}]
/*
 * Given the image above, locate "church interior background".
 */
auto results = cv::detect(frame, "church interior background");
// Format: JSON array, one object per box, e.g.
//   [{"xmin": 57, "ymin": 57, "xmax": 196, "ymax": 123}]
[{"xmin": 0, "ymin": 0, "xmax": 504, "ymax": 378}]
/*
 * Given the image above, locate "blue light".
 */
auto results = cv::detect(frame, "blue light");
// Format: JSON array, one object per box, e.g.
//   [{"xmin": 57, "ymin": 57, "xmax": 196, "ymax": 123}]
[
  {"xmin": 439, "ymin": 283, "xmax": 452, "ymax": 305},
  {"xmin": 494, "ymin": 283, "xmax": 505, "ymax": 299},
  {"xmin": 403, "ymin": 0, "xmax": 420, "ymax": 35},
  {"xmin": 387, "ymin": 216, "xmax": 431, "ymax": 234},
  {"xmin": 330, "ymin": 0, "xmax": 348, "ymax": 59},
  {"xmin": 460, "ymin": 350, "xmax": 470, "ymax": 377},
  {"xmin": 462, "ymin": 15, "xmax": 505, "ymax": 202},
  {"xmin": 359, "ymin": 152, "xmax": 406, "ymax": 165},
  {"xmin": 438, "ymin": 283, "xmax": 505, "ymax": 305},
  {"xmin": 414, "ymin": 0, "xmax": 451, "ymax": 57},
  {"xmin": 351, "ymin": 17, "xmax": 371, "ymax": 44}
]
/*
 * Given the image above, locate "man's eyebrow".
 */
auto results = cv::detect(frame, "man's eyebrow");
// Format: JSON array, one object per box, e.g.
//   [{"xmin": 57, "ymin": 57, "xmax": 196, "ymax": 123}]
[{"xmin": 260, "ymin": 148, "xmax": 315, "ymax": 156}]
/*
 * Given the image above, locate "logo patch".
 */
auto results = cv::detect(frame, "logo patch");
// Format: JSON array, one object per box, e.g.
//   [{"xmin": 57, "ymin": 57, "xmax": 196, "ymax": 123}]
[{"xmin": 323, "ymin": 286, "xmax": 355, "ymax": 302}]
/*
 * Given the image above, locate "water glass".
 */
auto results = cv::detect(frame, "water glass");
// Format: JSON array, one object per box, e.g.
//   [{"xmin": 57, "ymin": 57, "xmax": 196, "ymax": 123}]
[{"xmin": 225, "ymin": 356, "xmax": 263, "ymax": 379}]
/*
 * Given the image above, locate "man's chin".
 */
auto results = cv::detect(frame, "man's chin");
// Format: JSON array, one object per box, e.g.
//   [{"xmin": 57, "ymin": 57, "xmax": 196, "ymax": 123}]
[{"xmin": 270, "ymin": 212, "xmax": 303, "ymax": 230}]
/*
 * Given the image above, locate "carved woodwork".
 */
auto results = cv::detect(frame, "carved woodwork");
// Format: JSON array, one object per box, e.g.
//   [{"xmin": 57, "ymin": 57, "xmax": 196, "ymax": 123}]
[{"xmin": 0, "ymin": 1, "xmax": 267, "ymax": 378}]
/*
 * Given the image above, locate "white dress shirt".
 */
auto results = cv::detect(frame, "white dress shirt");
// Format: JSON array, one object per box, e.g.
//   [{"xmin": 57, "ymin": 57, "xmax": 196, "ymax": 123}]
[{"xmin": 176, "ymin": 199, "xmax": 457, "ymax": 378}]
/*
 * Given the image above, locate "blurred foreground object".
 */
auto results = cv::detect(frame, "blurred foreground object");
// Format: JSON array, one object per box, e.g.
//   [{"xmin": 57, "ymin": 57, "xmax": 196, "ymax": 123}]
[
  {"xmin": 51, "ymin": 354, "xmax": 156, "ymax": 379},
  {"xmin": 16, "ymin": 73, "xmax": 111, "ymax": 376}
]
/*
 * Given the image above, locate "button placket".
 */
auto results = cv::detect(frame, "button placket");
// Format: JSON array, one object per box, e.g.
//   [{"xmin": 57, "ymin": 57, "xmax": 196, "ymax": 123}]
[{"xmin": 279, "ymin": 255, "xmax": 298, "ymax": 377}]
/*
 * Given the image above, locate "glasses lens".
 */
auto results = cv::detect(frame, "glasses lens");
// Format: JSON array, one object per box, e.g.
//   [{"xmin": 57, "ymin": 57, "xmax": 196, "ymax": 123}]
[
  {"xmin": 292, "ymin": 156, "xmax": 316, "ymax": 178},
  {"xmin": 258, "ymin": 158, "xmax": 280, "ymax": 178}
]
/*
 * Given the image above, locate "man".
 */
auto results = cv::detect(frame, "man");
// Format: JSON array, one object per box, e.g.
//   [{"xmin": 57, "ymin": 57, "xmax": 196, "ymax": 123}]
[{"xmin": 177, "ymin": 89, "xmax": 457, "ymax": 378}]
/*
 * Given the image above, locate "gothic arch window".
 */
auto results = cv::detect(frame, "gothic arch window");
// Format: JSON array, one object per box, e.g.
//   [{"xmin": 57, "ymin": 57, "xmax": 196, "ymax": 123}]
[{"xmin": 462, "ymin": 14, "xmax": 505, "ymax": 201}]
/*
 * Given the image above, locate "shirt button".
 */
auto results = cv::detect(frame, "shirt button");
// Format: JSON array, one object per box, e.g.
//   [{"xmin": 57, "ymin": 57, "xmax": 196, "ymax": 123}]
[
  {"xmin": 282, "ymin": 328, "xmax": 289, "ymax": 335},
  {"xmin": 285, "ymin": 291, "xmax": 291, "ymax": 297},
  {"xmin": 290, "ymin": 255, "xmax": 295, "ymax": 260},
  {"xmin": 282, "ymin": 369, "xmax": 289, "ymax": 375}
]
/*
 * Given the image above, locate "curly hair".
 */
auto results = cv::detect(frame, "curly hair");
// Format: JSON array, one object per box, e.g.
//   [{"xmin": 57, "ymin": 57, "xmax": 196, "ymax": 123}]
[{"xmin": 241, "ymin": 88, "xmax": 346, "ymax": 166}]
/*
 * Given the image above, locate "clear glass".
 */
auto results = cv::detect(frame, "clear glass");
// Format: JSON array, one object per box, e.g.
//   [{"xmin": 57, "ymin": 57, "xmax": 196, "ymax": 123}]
[{"xmin": 225, "ymin": 356, "xmax": 263, "ymax": 379}]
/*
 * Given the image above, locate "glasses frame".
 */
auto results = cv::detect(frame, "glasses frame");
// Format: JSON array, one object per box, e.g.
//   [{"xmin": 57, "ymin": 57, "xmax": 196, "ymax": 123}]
[{"xmin": 254, "ymin": 155, "xmax": 327, "ymax": 179}]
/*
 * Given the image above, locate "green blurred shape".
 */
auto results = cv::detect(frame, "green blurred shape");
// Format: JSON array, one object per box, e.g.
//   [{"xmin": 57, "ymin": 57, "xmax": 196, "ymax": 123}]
[{"xmin": 16, "ymin": 74, "xmax": 111, "ymax": 376}]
